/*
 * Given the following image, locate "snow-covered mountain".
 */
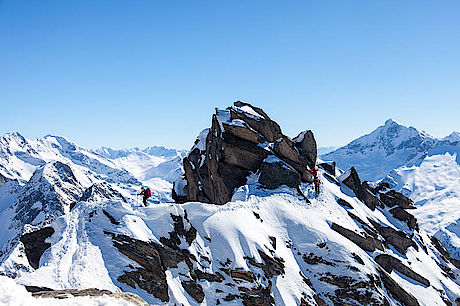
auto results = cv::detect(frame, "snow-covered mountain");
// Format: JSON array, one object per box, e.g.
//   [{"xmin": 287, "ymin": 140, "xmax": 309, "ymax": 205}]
[
  {"xmin": 322, "ymin": 120, "xmax": 460, "ymax": 264},
  {"xmin": 93, "ymin": 146, "xmax": 187, "ymax": 183},
  {"xmin": 0, "ymin": 105, "xmax": 459, "ymax": 305},
  {"xmin": 322, "ymin": 119, "xmax": 438, "ymax": 182}
]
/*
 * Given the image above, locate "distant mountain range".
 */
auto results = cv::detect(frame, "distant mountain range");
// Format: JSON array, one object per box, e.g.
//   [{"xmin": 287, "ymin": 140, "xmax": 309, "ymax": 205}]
[{"xmin": 0, "ymin": 107, "xmax": 458, "ymax": 305}]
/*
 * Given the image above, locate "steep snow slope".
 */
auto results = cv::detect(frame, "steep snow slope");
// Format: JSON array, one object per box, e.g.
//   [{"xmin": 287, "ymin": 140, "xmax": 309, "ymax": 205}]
[
  {"xmin": 322, "ymin": 119, "xmax": 437, "ymax": 182},
  {"xmin": 1, "ymin": 168, "xmax": 458, "ymax": 305},
  {"xmin": 382, "ymin": 134, "xmax": 460, "ymax": 260}
]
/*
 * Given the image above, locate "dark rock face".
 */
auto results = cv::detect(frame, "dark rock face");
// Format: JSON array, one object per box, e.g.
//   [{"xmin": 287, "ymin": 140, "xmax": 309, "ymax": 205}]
[
  {"xmin": 30, "ymin": 288, "xmax": 148, "ymax": 305},
  {"xmin": 380, "ymin": 190, "xmax": 414, "ymax": 209},
  {"xmin": 258, "ymin": 159, "xmax": 301, "ymax": 189},
  {"xmin": 318, "ymin": 162, "xmax": 335, "ymax": 176},
  {"xmin": 331, "ymin": 222, "xmax": 383, "ymax": 252},
  {"xmin": 389, "ymin": 207, "xmax": 418, "ymax": 230},
  {"xmin": 369, "ymin": 220, "xmax": 417, "ymax": 254},
  {"xmin": 20, "ymin": 227, "xmax": 55, "ymax": 269},
  {"xmin": 80, "ymin": 182, "xmax": 127, "ymax": 203},
  {"xmin": 0, "ymin": 173, "xmax": 7, "ymax": 187},
  {"xmin": 293, "ymin": 131, "xmax": 317, "ymax": 169},
  {"xmin": 174, "ymin": 102, "xmax": 317, "ymax": 204},
  {"xmin": 340, "ymin": 167, "xmax": 381, "ymax": 210},
  {"xmin": 378, "ymin": 267, "xmax": 420, "ymax": 306},
  {"xmin": 375, "ymin": 254, "xmax": 430, "ymax": 286}
]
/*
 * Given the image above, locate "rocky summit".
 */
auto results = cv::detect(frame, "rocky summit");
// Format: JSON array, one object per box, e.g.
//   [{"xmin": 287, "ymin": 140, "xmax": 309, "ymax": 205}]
[
  {"xmin": 0, "ymin": 103, "xmax": 459, "ymax": 305},
  {"xmin": 173, "ymin": 101, "xmax": 317, "ymax": 204}
]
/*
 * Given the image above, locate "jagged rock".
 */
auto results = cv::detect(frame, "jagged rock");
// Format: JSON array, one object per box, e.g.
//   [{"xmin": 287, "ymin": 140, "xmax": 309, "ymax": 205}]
[
  {"xmin": 80, "ymin": 182, "xmax": 127, "ymax": 203},
  {"xmin": 389, "ymin": 207, "xmax": 418, "ymax": 230},
  {"xmin": 258, "ymin": 157, "xmax": 301, "ymax": 189},
  {"xmin": 181, "ymin": 280, "xmax": 205, "ymax": 303},
  {"xmin": 369, "ymin": 220, "xmax": 417, "ymax": 254},
  {"xmin": 175, "ymin": 102, "xmax": 317, "ymax": 204},
  {"xmin": 0, "ymin": 173, "xmax": 7, "ymax": 187},
  {"xmin": 378, "ymin": 267, "xmax": 420, "ymax": 306},
  {"xmin": 379, "ymin": 190, "xmax": 415, "ymax": 209},
  {"xmin": 106, "ymin": 214, "xmax": 198, "ymax": 302},
  {"xmin": 337, "ymin": 198, "xmax": 353, "ymax": 209},
  {"xmin": 240, "ymin": 282, "xmax": 274, "ymax": 306},
  {"xmin": 230, "ymin": 270, "xmax": 256, "ymax": 282},
  {"xmin": 229, "ymin": 103, "xmax": 283, "ymax": 142},
  {"xmin": 318, "ymin": 161, "xmax": 336, "ymax": 176},
  {"xmin": 30, "ymin": 288, "xmax": 148, "ymax": 305},
  {"xmin": 331, "ymin": 222, "xmax": 383, "ymax": 252},
  {"xmin": 375, "ymin": 254, "xmax": 430, "ymax": 286},
  {"xmin": 339, "ymin": 167, "xmax": 381, "ymax": 210},
  {"xmin": 431, "ymin": 236, "xmax": 460, "ymax": 269},
  {"xmin": 293, "ymin": 130, "xmax": 317, "ymax": 169},
  {"xmin": 20, "ymin": 227, "xmax": 55, "ymax": 269}
]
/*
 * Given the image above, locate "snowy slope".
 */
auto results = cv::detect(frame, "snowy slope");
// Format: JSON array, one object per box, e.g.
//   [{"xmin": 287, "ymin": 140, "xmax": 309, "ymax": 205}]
[
  {"xmin": 0, "ymin": 166, "xmax": 458, "ymax": 305},
  {"xmin": 322, "ymin": 122, "xmax": 460, "ymax": 262}
]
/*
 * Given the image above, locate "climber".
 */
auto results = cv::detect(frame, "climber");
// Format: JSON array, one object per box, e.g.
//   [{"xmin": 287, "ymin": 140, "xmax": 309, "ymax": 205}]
[
  {"xmin": 309, "ymin": 167, "xmax": 320, "ymax": 196},
  {"xmin": 138, "ymin": 186, "xmax": 151, "ymax": 206}
]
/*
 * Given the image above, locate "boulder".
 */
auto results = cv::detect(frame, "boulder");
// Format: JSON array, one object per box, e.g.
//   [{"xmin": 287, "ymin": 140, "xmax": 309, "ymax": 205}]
[
  {"xmin": 293, "ymin": 130, "xmax": 317, "ymax": 169},
  {"xmin": 258, "ymin": 157, "xmax": 301, "ymax": 189}
]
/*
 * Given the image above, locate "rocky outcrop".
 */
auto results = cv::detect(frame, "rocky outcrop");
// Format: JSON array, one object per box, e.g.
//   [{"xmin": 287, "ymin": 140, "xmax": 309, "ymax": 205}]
[
  {"xmin": 20, "ymin": 227, "xmax": 55, "ymax": 269},
  {"xmin": 0, "ymin": 173, "xmax": 7, "ymax": 187},
  {"xmin": 369, "ymin": 220, "xmax": 417, "ymax": 254},
  {"xmin": 378, "ymin": 267, "xmax": 420, "ymax": 306},
  {"xmin": 318, "ymin": 161, "xmax": 335, "ymax": 176},
  {"xmin": 174, "ymin": 102, "xmax": 317, "ymax": 204},
  {"xmin": 30, "ymin": 288, "xmax": 148, "ymax": 305},
  {"xmin": 339, "ymin": 167, "xmax": 382, "ymax": 210},
  {"xmin": 331, "ymin": 222, "xmax": 383, "ymax": 252},
  {"xmin": 380, "ymin": 190, "xmax": 415, "ymax": 209},
  {"xmin": 375, "ymin": 254, "xmax": 430, "ymax": 286},
  {"xmin": 389, "ymin": 207, "xmax": 418, "ymax": 230},
  {"xmin": 80, "ymin": 182, "xmax": 127, "ymax": 203}
]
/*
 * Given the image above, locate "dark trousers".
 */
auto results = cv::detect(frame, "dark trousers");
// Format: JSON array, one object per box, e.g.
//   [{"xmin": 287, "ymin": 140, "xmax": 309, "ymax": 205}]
[{"xmin": 142, "ymin": 196, "xmax": 148, "ymax": 206}]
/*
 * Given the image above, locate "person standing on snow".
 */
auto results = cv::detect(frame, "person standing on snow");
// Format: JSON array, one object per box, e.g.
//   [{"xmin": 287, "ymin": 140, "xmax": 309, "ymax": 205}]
[{"xmin": 138, "ymin": 186, "xmax": 151, "ymax": 206}]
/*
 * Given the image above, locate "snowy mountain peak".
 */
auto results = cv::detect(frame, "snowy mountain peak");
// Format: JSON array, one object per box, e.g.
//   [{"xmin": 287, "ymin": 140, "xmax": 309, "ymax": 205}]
[
  {"xmin": 322, "ymin": 119, "xmax": 437, "ymax": 181},
  {"xmin": 442, "ymin": 131, "xmax": 460, "ymax": 143}
]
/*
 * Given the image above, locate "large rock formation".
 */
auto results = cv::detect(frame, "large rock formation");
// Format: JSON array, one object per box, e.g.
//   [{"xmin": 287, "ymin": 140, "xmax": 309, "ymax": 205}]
[{"xmin": 173, "ymin": 102, "xmax": 317, "ymax": 204}]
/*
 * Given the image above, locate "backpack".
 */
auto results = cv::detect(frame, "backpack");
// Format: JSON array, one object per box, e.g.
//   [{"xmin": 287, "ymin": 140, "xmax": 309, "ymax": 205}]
[{"xmin": 145, "ymin": 188, "xmax": 151, "ymax": 198}]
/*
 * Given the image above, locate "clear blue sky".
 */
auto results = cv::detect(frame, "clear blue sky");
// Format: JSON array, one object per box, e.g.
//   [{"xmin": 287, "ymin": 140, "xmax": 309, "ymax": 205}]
[{"xmin": 1, "ymin": 1, "xmax": 459, "ymax": 149}]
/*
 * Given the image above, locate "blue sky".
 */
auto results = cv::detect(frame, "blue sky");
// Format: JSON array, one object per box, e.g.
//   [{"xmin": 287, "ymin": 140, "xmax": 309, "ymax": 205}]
[{"xmin": 1, "ymin": 1, "xmax": 459, "ymax": 149}]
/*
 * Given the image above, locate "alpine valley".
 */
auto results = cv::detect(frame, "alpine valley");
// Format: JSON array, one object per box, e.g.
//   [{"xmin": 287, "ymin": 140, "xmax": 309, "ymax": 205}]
[{"xmin": 0, "ymin": 102, "xmax": 459, "ymax": 306}]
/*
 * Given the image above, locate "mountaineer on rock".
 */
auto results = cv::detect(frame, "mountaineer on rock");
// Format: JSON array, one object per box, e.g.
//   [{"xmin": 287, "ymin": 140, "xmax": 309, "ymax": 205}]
[
  {"xmin": 138, "ymin": 186, "xmax": 151, "ymax": 206},
  {"xmin": 309, "ymin": 167, "xmax": 320, "ymax": 195}
]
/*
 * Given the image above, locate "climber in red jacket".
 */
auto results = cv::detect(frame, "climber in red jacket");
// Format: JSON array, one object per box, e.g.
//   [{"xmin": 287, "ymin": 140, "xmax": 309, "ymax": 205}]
[
  {"xmin": 138, "ymin": 186, "xmax": 151, "ymax": 206},
  {"xmin": 309, "ymin": 168, "xmax": 320, "ymax": 196}
]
